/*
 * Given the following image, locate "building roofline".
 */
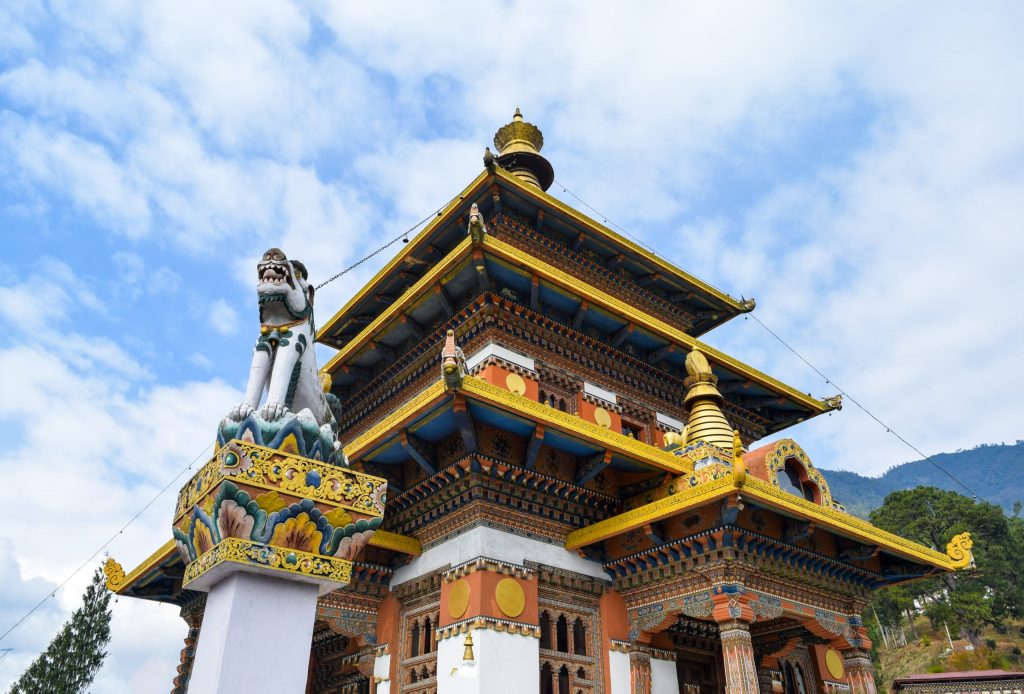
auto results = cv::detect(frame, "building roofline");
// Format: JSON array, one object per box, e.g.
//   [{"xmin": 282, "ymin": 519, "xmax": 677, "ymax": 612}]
[{"xmin": 565, "ymin": 471, "xmax": 966, "ymax": 573}]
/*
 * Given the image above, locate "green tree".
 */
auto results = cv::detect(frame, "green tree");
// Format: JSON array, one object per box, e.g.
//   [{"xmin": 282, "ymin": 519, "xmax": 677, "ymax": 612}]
[
  {"xmin": 8, "ymin": 566, "xmax": 112, "ymax": 694},
  {"xmin": 869, "ymin": 487, "xmax": 1024, "ymax": 648}
]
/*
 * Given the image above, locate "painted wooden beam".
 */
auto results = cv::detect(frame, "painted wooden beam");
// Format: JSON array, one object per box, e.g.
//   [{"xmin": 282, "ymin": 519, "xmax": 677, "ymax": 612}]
[
  {"xmin": 452, "ymin": 393, "xmax": 478, "ymax": 453},
  {"xmin": 434, "ymin": 283, "xmax": 455, "ymax": 315},
  {"xmin": 572, "ymin": 300, "xmax": 590, "ymax": 330},
  {"xmin": 399, "ymin": 429, "xmax": 436, "ymax": 476},
  {"xmin": 611, "ymin": 322, "xmax": 634, "ymax": 348},
  {"xmin": 648, "ymin": 343, "xmax": 676, "ymax": 365},
  {"xmin": 523, "ymin": 424, "xmax": 545, "ymax": 470},
  {"xmin": 576, "ymin": 450, "xmax": 612, "ymax": 486}
]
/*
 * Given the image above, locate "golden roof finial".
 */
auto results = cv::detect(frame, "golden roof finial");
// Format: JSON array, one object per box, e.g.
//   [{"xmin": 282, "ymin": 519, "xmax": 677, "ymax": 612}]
[
  {"xmin": 492, "ymin": 108, "xmax": 554, "ymax": 191},
  {"xmin": 682, "ymin": 349, "xmax": 735, "ymax": 451}
]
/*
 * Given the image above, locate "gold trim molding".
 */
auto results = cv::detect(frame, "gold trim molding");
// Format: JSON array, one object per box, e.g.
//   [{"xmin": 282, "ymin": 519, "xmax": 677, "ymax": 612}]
[{"xmin": 183, "ymin": 537, "xmax": 353, "ymax": 588}]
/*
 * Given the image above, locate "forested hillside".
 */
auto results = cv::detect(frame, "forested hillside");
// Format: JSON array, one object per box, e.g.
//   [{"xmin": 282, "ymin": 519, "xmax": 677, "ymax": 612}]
[{"xmin": 820, "ymin": 441, "xmax": 1024, "ymax": 517}]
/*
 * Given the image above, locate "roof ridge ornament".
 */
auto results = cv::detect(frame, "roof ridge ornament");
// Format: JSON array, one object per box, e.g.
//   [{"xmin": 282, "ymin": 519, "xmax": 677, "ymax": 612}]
[
  {"xmin": 492, "ymin": 108, "xmax": 555, "ymax": 191},
  {"xmin": 682, "ymin": 349, "xmax": 735, "ymax": 453}
]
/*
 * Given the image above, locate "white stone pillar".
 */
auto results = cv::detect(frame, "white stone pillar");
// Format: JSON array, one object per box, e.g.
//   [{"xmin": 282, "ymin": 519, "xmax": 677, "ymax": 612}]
[
  {"xmin": 189, "ymin": 571, "xmax": 320, "ymax": 693},
  {"xmin": 608, "ymin": 649, "xmax": 632, "ymax": 694},
  {"xmin": 650, "ymin": 655, "xmax": 680, "ymax": 694},
  {"xmin": 438, "ymin": 628, "xmax": 540, "ymax": 694},
  {"xmin": 373, "ymin": 650, "xmax": 391, "ymax": 694}
]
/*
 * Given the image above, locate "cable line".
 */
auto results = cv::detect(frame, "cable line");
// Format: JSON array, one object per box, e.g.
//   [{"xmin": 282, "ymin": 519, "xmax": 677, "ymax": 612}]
[
  {"xmin": 0, "ymin": 442, "xmax": 213, "ymax": 646},
  {"xmin": 0, "ymin": 193, "xmax": 467, "ymax": 647},
  {"xmin": 552, "ymin": 178, "xmax": 993, "ymax": 506}
]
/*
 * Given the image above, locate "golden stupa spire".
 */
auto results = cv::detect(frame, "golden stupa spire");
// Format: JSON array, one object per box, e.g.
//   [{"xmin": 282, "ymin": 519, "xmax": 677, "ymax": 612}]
[
  {"xmin": 492, "ymin": 108, "xmax": 555, "ymax": 191},
  {"xmin": 682, "ymin": 349, "xmax": 735, "ymax": 451}
]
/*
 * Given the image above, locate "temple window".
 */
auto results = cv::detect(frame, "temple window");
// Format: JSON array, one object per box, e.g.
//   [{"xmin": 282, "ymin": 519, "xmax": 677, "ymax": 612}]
[
  {"xmin": 572, "ymin": 618, "xmax": 586, "ymax": 655},
  {"xmin": 410, "ymin": 620, "xmax": 420, "ymax": 657},
  {"xmin": 621, "ymin": 421, "xmax": 643, "ymax": 440},
  {"xmin": 556, "ymin": 615, "xmax": 569, "ymax": 652},
  {"xmin": 778, "ymin": 460, "xmax": 820, "ymax": 503},
  {"xmin": 558, "ymin": 665, "xmax": 570, "ymax": 694},
  {"xmin": 422, "ymin": 616, "xmax": 432, "ymax": 653},
  {"xmin": 540, "ymin": 611, "xmax": 552, "ymax": 649},
  {"xmin": 540, "ymin": 662, "xmax": 554, "ymax": 694}
]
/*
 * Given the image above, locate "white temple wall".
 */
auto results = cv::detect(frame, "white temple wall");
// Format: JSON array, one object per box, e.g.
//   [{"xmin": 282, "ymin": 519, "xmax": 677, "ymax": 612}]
[
  {"xmin": 390, "ymin": 525, "xmax": 607, "ymax": 586},
  {"xmin": 608, "ymin": 649, "xmax": 631, "ymax": 694},
  {"xmin": 437, "ymin": 627, "xmax": 539, "ymax": 694},
  {"xmin": 373, "ymin": 652, "xmax": 391, "ymax": 694},
  {"xmin": 651, "ymin": 656, "xmax": 681, "ymax": 694}
]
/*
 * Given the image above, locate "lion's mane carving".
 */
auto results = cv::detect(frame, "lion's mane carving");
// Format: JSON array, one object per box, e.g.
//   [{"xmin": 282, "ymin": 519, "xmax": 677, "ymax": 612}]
[{"xmin": 218, "ymin": 248, "xmax": 343, "ymax": 463}]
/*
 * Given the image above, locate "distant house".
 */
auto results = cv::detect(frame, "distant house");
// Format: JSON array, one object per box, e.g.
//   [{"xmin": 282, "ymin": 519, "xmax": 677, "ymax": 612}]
[{"xmin": 891, "ymin": 670, "xmax": 1024, "ymax": 693}]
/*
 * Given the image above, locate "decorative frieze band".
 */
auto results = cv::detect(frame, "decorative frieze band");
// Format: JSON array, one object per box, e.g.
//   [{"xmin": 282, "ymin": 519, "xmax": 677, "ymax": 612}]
[
  {"xmin": 443, "ymin": 556, "xmax": 535, "ymax": 581},
  {"xmin": 436, "ymin": 615, "xmax": 541, "ymax": 639},
  {"xmin": 609, "ymin": 641, "xmax": 676, "ymax": 661}
]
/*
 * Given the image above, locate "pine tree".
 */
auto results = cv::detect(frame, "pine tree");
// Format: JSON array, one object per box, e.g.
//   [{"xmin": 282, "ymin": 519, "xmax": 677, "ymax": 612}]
[{"xmin": 9, "ymin": 566, "xmax": 112, "ymax": 694}]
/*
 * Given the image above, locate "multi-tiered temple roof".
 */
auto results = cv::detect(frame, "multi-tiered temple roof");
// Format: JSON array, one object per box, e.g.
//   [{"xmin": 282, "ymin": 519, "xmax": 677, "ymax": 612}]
[{"xmin": 107, "ymin": 110, "xmax": 973, "ymax": 694}]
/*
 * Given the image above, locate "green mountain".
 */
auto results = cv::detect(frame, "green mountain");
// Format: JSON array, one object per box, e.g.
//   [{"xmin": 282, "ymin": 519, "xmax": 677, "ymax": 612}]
[{"xmin": 819, "ymin": 441, "xmax": 1024, "ymax": 518}]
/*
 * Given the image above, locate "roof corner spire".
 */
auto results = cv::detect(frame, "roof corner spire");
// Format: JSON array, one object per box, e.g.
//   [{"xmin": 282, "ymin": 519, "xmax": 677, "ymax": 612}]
[
  {"xmin": 682, "ymin": 349, "xmax": 735, "ymax": 451},
  {"xmin": 492, "ymin": 108, "xmax": 555, "ymax": 191}
]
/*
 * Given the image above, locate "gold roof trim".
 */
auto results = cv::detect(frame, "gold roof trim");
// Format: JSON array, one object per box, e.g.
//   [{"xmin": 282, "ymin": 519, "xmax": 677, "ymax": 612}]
[
  {"xmin": 104, "ymin": 539, "xmax": 177, "ymax": 594},
  {"xmin": 484, "ymin": 235, "xmax": 830, "ymax": 413},
  {"xmin": 317, "ymin": 171, "xmax": 490, "ymax": 341},
  {"xmin": 369, "ymin": 530, "xmax": 422, "ymax": 556},
  {"xmin": 565, "ymin": 470, "xmax": 970, "ymax": 572},
  {"xmin": 318, "ymin": 229, "xmax": 827, "ymax": 413},
  {"xmin": 492, "ymin": 167, "xmax": 747, "ymax": 312},
  {"xmin": 321, "ymin": 236, "xmax": 473, "ymax": 373},
  {"xmin": 342, "ymin": 375, "xmax": 694, "ymax": 476}
]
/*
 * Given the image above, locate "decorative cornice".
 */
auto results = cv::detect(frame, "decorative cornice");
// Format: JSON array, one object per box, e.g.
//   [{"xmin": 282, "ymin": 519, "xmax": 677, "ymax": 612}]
[
  {"xmin": 175, "ymin": 441, "xmax": 386, "ymax": 522},
  {"xmin": 368, "ymin": 530, "xmax": 422, "ymax": 556},
  {"xmin": 566, "ymin": 466, "xmax": 973, "ymax": 574},
  {"xmin": 461, "ymin": 376, "xmax": 693, "ymax": 474},
  {"xmin": 436, "ymin": 615, "xmax": 541, "ymax": 639},
  {"xmin": 482, "ymin": 234, "xmax": 831, "ymax": 414},
  {"xmin": 183, "ymin": 537, "xmax": 353, "ymax": 588},
  {"xmin": 443, "ymin": 557, "xmax": 534, "ymax": 581}
]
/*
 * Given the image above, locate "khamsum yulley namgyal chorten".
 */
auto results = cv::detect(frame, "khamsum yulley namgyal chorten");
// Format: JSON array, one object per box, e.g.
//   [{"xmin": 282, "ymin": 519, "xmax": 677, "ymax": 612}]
[{"xmin": 105, "ymin": 110, "xmax": 974, "ymax": 694}]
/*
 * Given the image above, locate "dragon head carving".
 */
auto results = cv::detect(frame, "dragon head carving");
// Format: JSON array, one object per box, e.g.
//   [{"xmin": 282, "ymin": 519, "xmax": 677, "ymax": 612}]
[{"xmin": 257, "ymin": 248, "xmax": 313, "ymax": 324}]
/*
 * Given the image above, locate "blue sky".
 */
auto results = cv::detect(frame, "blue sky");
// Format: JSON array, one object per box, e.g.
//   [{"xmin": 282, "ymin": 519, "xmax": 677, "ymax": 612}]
[{"xmin": 2, "ymin": 2, "xmax": 1023, "ymax": 690}]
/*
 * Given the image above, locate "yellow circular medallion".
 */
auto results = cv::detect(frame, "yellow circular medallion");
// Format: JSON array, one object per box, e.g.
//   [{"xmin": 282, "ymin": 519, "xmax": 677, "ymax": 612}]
[
  {"xmin": 824, "ymin": 648, "xmax": 845, "ymax": 679},
  {"xmin": 594, "ymin": 407, "xmax": 612, "ymax": 428},
  {"xmin": 448, "ymin": 579, "xmax": 471, "ymax": 620},
  {"xmin": 495, "ymin": 577, "xmax": 526, "ymax": 618},
  {"xmin": 505, "ymin": 372, "xmax": 527, "ymax": 396}
]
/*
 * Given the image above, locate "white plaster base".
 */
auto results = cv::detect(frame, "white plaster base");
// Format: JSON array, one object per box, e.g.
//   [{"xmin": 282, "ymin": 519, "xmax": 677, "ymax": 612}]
[
  {"xmin": 391, "ymin": 526, "xmax": 607, "ymax": 587},
  {"xmin": 189, "ymin": 571, "xmax": 320, "ymax": 693},
  {"xmin": 438, "ymin": 628, "xmax": 540, "ymax": 694},
  {"xmin": 373, "ymin": 653, "xmax": 391, "ymax": 694},
  {"xmin": 608, "ymin": 649, "xmax": 631, "ymax": 694},
  {"xmin": 651, "ymin": 656, "xmax": 680, "ymax": 694}
]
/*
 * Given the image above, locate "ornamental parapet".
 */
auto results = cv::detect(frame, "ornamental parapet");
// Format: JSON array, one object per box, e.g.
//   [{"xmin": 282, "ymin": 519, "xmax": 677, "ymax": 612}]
[{"xmin": 171, "ymin": 440, "xmax": 387, "ymax": 594}]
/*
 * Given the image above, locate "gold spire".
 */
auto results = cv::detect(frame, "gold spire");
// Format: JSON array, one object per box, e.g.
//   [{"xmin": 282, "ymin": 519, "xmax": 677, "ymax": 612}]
[
  {"xmin": 682, "ymin": 349, "xmax": 735, "ymax": 451},
  {"xmin": 492, "ymin": 108, "xmax": 555, "ymax": 191}
]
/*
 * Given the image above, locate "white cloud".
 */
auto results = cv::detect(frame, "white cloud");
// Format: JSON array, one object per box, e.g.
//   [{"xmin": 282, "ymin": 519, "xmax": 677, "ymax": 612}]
[
  {"xmin": 208, "ymin": 298, "xmax": 239, "ymax": 336},
  {"xmin": 3, "ymin": 1, "xmax": 1024, "ymax": 687},
  {"xmin": 0, "ymin": 263, "xmax": 240, "ymax": 691}
]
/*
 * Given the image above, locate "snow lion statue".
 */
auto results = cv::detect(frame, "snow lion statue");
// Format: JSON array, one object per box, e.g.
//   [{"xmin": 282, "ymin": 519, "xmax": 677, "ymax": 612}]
[{"xmin": 218, "ymin": 248, "xmax": 343, "ymax": 463}]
